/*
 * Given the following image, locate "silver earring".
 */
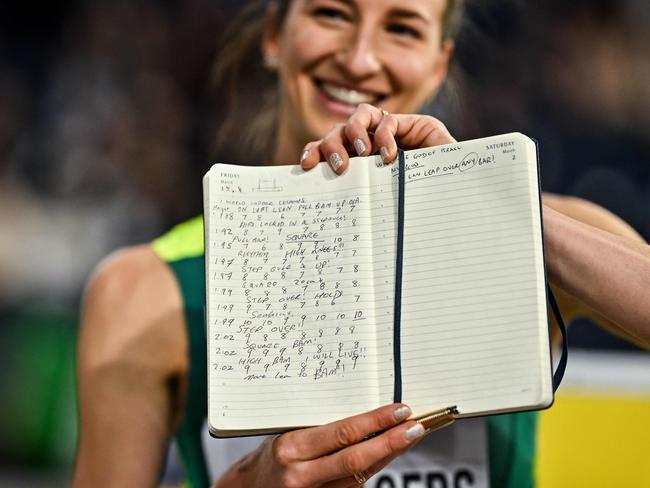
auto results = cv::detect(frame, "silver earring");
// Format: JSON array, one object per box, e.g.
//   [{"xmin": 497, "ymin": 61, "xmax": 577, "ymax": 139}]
[{"xmin": 264, "ymin": 56, "xmax": 279, "ymax": 70}]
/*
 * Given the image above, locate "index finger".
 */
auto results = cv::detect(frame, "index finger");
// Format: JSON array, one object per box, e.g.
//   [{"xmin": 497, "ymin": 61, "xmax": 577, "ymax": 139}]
[
  {"xmin": 374, "ymin": 114, "xmax": 456, "ymax": 162},
  {"xmin": 279, "ymin": 403, "xmax": 411, "ymax": 460},
  {"xmin": 344, "ymin": 104, "xmax": 386, "ymax": 155}
]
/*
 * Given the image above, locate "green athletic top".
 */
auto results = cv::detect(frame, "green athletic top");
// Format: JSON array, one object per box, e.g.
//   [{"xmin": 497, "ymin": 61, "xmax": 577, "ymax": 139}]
[{"xmin": 152, "ymin": 216, "xmax": 539, "ymax": 488}]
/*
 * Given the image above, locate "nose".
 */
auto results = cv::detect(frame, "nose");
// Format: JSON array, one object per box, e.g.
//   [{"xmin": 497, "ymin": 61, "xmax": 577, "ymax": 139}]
[{"xmin": 334, "ymin": 27, "xmax": 381, "ymax": 79}]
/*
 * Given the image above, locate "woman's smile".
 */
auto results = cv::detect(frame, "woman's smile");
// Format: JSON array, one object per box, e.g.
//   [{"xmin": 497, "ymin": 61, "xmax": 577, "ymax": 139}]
[
  {"xmin": 314, "ymin": 78, "xmax": 386, "ymax": 116},
  {"xmin": 265, "ymin": 0, "xmax": 452, "ymax": 159}
]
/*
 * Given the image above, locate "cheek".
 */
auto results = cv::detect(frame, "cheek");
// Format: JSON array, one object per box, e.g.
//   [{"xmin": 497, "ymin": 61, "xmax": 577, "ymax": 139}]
[
  {"xmin": 388, "ymin": 50, "xmax": 441, "ymax": 103},
  {"xmin": 281, "ymin": 23, "xmax": 334, "ymax": 72},
  {"xmin": 396, "ymin": 61, "xmax": 436, "ymax": 94}
]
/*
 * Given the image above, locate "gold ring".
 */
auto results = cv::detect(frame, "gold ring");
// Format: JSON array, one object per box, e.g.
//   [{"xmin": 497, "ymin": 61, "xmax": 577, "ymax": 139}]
[
  {"xmin": 353, "ymin": 471, "xmax": 368, "ymax": 484},
  {"xmin": 379, "ymin": 108, "xmax": 389, "ymax": 117}
]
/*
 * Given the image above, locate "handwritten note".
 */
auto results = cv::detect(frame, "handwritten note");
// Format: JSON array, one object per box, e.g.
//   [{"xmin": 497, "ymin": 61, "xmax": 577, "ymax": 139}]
[
  {"xmin": 206, "ymin": 161, "xmax": 393, "ymax": 430},
  {"xmin": 395, "ymin": 136, "xmax": 552, "ymax": 416}
]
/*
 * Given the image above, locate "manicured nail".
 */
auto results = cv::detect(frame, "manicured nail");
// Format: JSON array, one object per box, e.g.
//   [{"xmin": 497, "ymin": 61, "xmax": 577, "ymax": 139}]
[
  {"xmin": 300, "ymin": 150, "xmax": 310, "ymax": 163},
  {"xmin": 353, "ymin": 138, "xmax": 367, "ymax": 156},
  {"xmin": 380, "ymin": 146, "xmax": 390, "ymax": 163},
  {"xmin": 329, "ymin": 152, "xmax": 343, "ymax": 171},
  {"xmin": 404, "ymin": 423, "xmax": 425, "ymax": 441},
  {"xmin": 394, "ymin": 406, "xmax": 411, "ymax": 421}
]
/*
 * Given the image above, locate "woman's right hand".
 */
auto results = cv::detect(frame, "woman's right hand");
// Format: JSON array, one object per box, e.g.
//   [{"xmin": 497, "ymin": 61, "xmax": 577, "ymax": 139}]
[
  {"xmin": 214, "ymin": 403, "xmax": 435, "ymax": 488},
  {"xmin": 299, "ymin": 103, "xmax": 456, "ymax": 175}
]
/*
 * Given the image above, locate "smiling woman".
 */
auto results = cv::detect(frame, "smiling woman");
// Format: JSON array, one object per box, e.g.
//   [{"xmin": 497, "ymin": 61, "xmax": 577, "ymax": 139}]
[
  {"xmin": 215, "ymin": 0, "xmax": 462, "ymax": 164},
  {"xmin": 264, "ymin": 0, "xmax": 454, "ymax": 162},
  {"xmin": 72, "ymin": 1, "xmax": 650, "ymax": 488}
]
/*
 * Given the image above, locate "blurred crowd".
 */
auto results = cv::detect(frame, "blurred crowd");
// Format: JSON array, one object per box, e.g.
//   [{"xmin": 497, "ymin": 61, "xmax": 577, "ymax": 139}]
[
  {"xmin": 0, "ymin": 0, "xmax": 647, "ymax": 484},
  {"xmin": 0, "ymin": 0, "xmax": 232, "ymax": 305}
]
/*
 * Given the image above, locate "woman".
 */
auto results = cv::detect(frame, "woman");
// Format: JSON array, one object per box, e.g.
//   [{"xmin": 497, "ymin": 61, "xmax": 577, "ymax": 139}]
[{"xmin": 73, "ymin": 1, "xmax": 650, "ymax": 487}]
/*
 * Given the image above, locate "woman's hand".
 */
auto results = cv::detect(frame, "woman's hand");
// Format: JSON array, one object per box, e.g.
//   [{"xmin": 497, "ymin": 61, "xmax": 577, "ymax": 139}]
[
  {"xmin": 214, "ymin": 403, "xmax": 440, "ymax": 488},
  {"xmin": 300, "ymin": 104, "xmax": 456, "ymax": 174}
]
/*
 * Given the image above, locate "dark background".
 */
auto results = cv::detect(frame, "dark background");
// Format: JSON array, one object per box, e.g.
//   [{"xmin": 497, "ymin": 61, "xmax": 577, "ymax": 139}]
[{"xmin": 0, "ymin": 0, "xmax": 647, "ymax": 484}]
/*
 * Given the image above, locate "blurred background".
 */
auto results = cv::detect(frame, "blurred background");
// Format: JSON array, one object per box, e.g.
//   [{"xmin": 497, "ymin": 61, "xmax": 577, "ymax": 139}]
[{"xmin": 0, "ymin": 0, "xmax": 648, "ymax": 486}]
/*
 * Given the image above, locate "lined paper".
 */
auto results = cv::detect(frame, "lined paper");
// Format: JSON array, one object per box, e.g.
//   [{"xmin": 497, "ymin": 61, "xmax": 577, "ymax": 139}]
[
  {"xmin": 394, "ymin": 134, "xmax": 552, "ymax": 416},
  {"xmin": 205, "ymin": 160, "xmax": 387, "ymax": 433}
]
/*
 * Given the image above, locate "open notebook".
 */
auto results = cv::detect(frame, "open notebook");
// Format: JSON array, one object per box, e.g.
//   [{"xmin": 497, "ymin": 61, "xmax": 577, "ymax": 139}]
[{"xmin": 204, "ymin": 133, "xmax": 554, "ymax": 437}]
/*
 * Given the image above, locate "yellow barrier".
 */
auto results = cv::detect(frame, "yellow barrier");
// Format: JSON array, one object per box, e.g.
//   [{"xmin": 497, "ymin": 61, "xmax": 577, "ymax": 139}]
[{"xmin": 536, "ymin": 389, "xmax": 650, "ymax": 487}]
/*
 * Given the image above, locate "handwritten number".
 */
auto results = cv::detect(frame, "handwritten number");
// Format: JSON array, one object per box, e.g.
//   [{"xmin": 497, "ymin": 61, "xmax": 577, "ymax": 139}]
[{"xmin": 210, "ymin": 185, "xmax": 370, "ymax": 387}]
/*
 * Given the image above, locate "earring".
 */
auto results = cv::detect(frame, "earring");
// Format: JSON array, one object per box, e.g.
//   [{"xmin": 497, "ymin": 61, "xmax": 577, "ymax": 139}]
[{"xmin": 264, "ymin": 55, "xmax": 279, "ymax": 71}]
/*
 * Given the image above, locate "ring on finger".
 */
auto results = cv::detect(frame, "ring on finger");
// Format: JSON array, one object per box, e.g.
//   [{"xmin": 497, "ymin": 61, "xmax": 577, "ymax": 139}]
[
  {"xmin": 353, "ymin": 471, "xmax": 368, "ymax": 484},
  {"xmin": 378, "ymin": 108, "xmax": 389, "ymax": 117}
]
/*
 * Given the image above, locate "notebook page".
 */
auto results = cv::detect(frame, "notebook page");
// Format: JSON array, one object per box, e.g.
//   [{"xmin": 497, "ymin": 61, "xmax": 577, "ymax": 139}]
[
  {"xmin": 396, "ymin": 134, "xmax": 552, "ymax": 416},
  {"xmin": 367, "ymin": 157, "xmax": 400, "ymax": 406},
  {"xmin": 205, "ymin": 161, "xmax": 382, "ymax": 433}
]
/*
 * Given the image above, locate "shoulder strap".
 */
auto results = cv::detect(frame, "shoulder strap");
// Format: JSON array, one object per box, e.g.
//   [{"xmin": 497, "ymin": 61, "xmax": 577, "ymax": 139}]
[{"xmin": 152, "ymin": 218, "xmax": 210, "ymax": 488}]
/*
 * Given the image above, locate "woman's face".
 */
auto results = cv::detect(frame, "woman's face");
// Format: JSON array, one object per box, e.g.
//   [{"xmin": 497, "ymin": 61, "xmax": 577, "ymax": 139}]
[{"xmin": 264, "ymin": 0, "xmax": 453, "ymax": 153}]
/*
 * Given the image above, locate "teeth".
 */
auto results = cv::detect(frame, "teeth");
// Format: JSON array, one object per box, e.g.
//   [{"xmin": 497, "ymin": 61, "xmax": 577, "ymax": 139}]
[{"xmin": 321, "ymin": 82, "xmax": 376, "ymax": 105}]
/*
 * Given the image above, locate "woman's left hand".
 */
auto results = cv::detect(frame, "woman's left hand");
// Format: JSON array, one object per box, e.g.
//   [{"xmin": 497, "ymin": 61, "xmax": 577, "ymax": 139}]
[{"xmin": 300, "ymin": 103, "xmax": 456, "ymax": 174}]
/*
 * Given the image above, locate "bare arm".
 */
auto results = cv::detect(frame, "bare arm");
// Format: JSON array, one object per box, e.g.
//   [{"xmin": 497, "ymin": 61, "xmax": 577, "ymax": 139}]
[
  {"xmin": 543, "ymin": 195, "xmax": 650, "ymax": 347},
  {"xmin": 73, "ymin": 246, "xmax": 189, "ymax": 487}
]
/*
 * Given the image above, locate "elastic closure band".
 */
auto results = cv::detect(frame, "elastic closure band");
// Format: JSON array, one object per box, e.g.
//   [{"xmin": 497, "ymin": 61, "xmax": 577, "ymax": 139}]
[
  {"xmin": 393, "ymin": 149, "xmax": 406, "ymax": 403},
  {"xmin": 548, "ymin": 285, "xmax": 568, "ymax": 392}
]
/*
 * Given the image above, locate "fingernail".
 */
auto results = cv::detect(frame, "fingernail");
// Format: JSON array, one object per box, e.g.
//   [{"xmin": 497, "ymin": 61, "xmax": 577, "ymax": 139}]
[
  {"xmin": 394, "ymin": 406, "xmax": 411, "ymax": 421},
  {"xmin": 300, "ymin": 150, "xmax": 310, "ymax": 163},
  {"xmin": 380, "ymin": 146, "xmax": 390, "ymax": 163},
  {"xmin": 404, "ymin": 423, "xmax": 425, "ymax": 442},
  {"xmin": 329, "ymin": 152, "xmax": 343, "ymax": 171},
  {"xmin": 353, "ymin": 138, "xmax": 366, "ymax": 156}
]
